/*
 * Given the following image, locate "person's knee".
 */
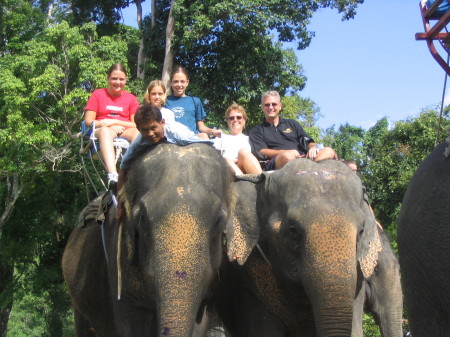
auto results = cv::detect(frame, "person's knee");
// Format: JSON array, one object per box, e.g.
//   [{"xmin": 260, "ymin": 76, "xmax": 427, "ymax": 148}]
[
  {"xmin": 315, "ymin": 147, "xmax": 338, "ymax": 161},
  {"xmin": 97, "ymin": 126, "xmax": 115, "ymax": 139},
  {"xmin": 280, "ymin": 151, "xmax": 297, "ymax": 162},
  {"xmin": 197, "ymin": 133, "xmax": 209, "ymax": 140},
  {"xmin": 275, "ymin": 152, "xmax": 294, "ymax": 169},
  {"xmin": 123, "ymin": 127, "xmax": 139, "ymax": 141},
  {"xmin": 238, "ymin": 148, "xmax": 252, "ymax": 158}
]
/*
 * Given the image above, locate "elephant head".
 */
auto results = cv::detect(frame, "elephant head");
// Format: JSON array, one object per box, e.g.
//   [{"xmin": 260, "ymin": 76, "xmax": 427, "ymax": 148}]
[
  {"xmin": 63, "ymin": 142, "xmax": 233, "ymax": 337},
  {"xmin": 226, "ymin": 158, "xmax": 381, "ymax": 336}
]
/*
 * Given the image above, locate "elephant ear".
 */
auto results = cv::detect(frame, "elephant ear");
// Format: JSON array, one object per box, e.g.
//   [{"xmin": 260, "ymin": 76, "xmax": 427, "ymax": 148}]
[
  {"xmin": 226, "ymin": 178, "xmax": 263, "ymax": 265},
  {"xmin": 356, "ymin": 196, "xmax": 382, "ymax": 279}
]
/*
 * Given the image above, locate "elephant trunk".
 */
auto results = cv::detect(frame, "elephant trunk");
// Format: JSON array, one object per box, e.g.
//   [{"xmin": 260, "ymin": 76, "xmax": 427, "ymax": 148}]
[
  {"xmin": 376, "ymin": 297, "xmax": 404, "ymax": 337},
  {"xmin": 153, "ymin": 210, "xmax": 213, "ymax": 337},
  {"xmin": 302, "ymin": 217, "xmax": 358, "ymax": 337}
]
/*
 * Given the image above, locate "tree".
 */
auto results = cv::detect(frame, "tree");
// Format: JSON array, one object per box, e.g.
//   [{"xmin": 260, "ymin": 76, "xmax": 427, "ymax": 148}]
[
  {"xmin": 167, "ymin": 0, "xmax": 363, "ymax": 123},
  {"xmin": 280, "ymin": 94, "xmax": 322, "ymax": 141},
  {"xmin": 323, "ymin": 123, "xmax": 366, "ymax": 164},
  {"xmin": 0, "ymin": 0, "xmax": 46, "ymax": 55},
  {"xmin": 362, "ymin": 107, "xmax": 450, "ymax": 233}
]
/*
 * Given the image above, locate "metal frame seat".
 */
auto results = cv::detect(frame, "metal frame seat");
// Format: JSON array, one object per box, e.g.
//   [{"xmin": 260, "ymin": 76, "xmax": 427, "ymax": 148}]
[{"xmin": 80, "ymin": 121, "xmax": 130, "ymax": 197}]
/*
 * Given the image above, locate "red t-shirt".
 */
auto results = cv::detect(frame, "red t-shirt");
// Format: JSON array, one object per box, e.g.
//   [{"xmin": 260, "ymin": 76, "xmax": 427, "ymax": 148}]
[{"xmin": 85, "ymin": 88, "xmax": 139, "ymax": 122}]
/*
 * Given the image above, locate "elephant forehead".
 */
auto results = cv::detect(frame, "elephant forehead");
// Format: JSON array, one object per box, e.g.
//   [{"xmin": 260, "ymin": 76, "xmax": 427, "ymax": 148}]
[
  {"xmin": 292, "ymin": 169, "xmax": 343, "ymax": 180},
  {"xmin": 154, "ymin": 206, "xmax": 208, "ymax": 267},
  {"xmin": 304, "ymin": 212, "xmax": 357, "ymax": 278},
  {"xmin": 277, "ymin": 168, "xmax": 362, "ymax": 196}
]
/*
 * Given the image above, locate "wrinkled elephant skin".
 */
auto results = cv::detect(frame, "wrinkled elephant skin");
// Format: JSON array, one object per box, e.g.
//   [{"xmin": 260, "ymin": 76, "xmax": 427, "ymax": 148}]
[
  {"xmin": 62, "ymin": 143, "xmax": 232, "ymax": 337},
  {"xmin": 220, "ymin": 159, "xmax": 384, "ymax": 337},
  {"xmin": 398, "ymin": 141, "xmax": 450, "ymax": 337}
]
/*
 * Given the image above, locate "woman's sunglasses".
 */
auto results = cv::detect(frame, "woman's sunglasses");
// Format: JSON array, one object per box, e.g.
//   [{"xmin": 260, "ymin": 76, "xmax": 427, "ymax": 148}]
[{"xmin": 227, "ymin": 116, "xmax": 243, "ymax": 121}]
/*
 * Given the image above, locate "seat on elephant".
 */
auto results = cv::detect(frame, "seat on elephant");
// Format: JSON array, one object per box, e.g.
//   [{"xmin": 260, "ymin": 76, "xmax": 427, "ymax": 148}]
[
  {"xmin": 80, "ymin": 121, "xmax": 130, "ymax": 196},
  {"xmin": 77, "ymin": 191, "xmax": 112, "ymax": 228}
]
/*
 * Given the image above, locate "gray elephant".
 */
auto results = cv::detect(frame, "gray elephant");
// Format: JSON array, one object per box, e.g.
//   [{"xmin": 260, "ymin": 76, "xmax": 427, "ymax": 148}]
[
  {"xmin": 397, "ymin": 141, "xmax": 450, "ymax": 337},
  {"xmin": 217, "ymin": 158, "xmax": 401, "ymax": 337},
  {"xmin": 62, "ymin": 143, "xmax": 233, "ymax": 337}
]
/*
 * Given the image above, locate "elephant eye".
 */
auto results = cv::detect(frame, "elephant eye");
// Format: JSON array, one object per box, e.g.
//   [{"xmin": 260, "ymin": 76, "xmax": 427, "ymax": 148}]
[
  {"xmin": 285, "ymin": 219, "xmax": 302, "ymax": 241},
  {"xmin": 358, "ymin": 228, "xmax": 364, "ymax": 239},
  {"xmin": 213, "ymin": 210, "xmax": 227, "ymax": 229}
]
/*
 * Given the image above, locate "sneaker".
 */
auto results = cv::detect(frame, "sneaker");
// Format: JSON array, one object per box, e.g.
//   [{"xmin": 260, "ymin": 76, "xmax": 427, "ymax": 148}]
[{"xmin": 107, "ymin": 172, "xmax": 118, "ymax": 193}]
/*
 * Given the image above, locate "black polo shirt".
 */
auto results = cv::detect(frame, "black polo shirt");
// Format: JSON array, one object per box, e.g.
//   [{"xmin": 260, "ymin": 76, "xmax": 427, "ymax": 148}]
[{"xmin": 249, "ymin": 118, "xmax": 314, "ymax": 160}]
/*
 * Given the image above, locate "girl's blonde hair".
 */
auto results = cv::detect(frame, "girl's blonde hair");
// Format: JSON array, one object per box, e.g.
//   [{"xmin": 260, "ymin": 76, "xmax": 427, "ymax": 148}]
[{"xmin": 143, "ymin": 80, "xmax": 166, "ymax": 106}]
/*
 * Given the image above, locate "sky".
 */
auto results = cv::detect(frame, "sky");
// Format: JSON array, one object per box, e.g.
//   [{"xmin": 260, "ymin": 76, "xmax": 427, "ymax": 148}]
[{"xmin": 122, "ymin": 0, "xmax": 449, "ymax": 130}]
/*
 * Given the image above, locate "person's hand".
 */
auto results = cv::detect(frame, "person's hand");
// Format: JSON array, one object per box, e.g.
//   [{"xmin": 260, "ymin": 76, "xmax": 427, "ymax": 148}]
[
  {"xmin": 211, "ymin": 129, "xmax": 222, "ymax": 137},
  {"xmin": 111, "ymin": 125, "xmax": 125, "ymax": 134},
  {"xmin": 97, "ymin": 119, "xmax": 116, "ymax": 127},
  {"xmin": 307, "ymin": 146, "xmax": 320, "ymax": 160}
]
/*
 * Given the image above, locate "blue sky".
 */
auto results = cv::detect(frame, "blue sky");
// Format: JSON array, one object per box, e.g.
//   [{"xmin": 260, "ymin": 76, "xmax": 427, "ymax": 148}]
[{"xmin": 122, "ymin": 0, "xmax": 449, "ymax": 130}]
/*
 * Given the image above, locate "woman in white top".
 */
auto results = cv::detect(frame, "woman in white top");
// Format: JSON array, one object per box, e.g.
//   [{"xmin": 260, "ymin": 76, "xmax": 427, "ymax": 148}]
[{"xmin": 214, "ymin": 103, "xmax": 262, "ymax": 176}]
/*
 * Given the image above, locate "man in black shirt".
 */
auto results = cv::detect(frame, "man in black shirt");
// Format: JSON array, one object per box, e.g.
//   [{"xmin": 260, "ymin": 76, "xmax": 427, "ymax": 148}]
[{"xmin": 250, "ymin": 90, "xmax": 337, "ymax": 170}]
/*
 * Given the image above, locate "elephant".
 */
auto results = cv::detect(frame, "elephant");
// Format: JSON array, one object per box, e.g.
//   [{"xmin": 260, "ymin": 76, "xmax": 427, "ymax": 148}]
[
  {"xmin": 216, "ymin": 158, "xmax": 401, "ymax": 337},
  {"xmin": 62, "ymin": 143, "xmax": 233, "ymax": 337},
  {"xmin": 397, "ymin": 140, "xmax": 450, "ymax": 337}
]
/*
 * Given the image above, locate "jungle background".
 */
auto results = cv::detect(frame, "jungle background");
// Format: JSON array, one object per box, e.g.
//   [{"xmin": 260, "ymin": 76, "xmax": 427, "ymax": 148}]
[{"xmin": 1, "ymin": 0, "xmax": 448, "ymax": 336}]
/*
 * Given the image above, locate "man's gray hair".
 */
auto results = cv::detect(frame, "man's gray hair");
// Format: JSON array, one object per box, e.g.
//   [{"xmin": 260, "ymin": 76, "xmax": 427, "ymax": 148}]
[{"xmin": 261, "ymin": 90, "xmax": 281, "ymax": 105}]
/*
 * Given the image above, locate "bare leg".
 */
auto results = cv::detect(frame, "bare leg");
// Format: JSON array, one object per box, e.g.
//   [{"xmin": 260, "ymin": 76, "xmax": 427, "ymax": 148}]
[
  {"xmin": 224, "ymin": 157, "xmax": 244, "ymax": 176},
  {"xmin": 96, "ymin": 126, "xmax": 119, "ymax": 174},
  {"xmin": 197, "ymin": 133, "xmax": 210, "ymax": 140},
  {"xmin": 274, "ymin": 151, "xmax": 298, "ymax": 169},
  {"xmin": 237, "ymin": 149, "xmax": 262, "ymax": 174},
  {"xmin": 121, "ymin": 127, "xmax": 139, "ymax": 142}
]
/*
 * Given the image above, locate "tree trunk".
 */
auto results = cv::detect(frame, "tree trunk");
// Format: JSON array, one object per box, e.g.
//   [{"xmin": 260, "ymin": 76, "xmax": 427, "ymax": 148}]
[
  {"xmin": 135, "ymin": 0, "xmax": 145, "ymax": 80},
  {"xmin": 161, "ymin": 0, "xmax": 176, "ymax": 90},
  {"xmin": 0, "ymin": 173, "xmax": 23, "ymax": 243},
  {"xmin": 46, "ymin": 2, "xmax": 54, "ymax": 23},
  {"xmin": 151, "ymin": 0, "xmax": 156, "ymax": 28}
]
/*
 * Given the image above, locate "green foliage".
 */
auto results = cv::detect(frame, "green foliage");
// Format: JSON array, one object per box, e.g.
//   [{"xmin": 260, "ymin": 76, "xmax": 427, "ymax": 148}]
[
  {"xmin": 363, "ymin": 314, "xmax": 381, "ymax": 337},
  {"xmin": 321, "ymin": 107, "xmax": 449, "ymax": 244},
  {"xmin": 323, "ymin": 123, "xmax": 366, "ymax": 164},
  {"xmin": 281, "ymin": 94, "xmax": 322, "ymax": 141},
  {"xmin": 0, "ymin": 0, "xmax": 46, "ymax": 55},
  {"xmin": 174, "ymin": 0, "xmax": 363, "ymax": 50},
  {"xmin": 7, "ymin": 263, "xmax": 74, "ymax": 337},
  {"xmin": 70, "ymin": 0, "xmax": 133, "ymax": 28},
  {"xmin": 362, "ymin": 107, "xmax": 449, "ymax": 231}
]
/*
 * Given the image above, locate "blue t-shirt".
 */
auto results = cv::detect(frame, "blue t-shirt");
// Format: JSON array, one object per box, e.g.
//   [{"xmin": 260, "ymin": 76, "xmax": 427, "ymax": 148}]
[{"xmin": 165, "ymin": 95, "xmax": 206, "ymax": 133}]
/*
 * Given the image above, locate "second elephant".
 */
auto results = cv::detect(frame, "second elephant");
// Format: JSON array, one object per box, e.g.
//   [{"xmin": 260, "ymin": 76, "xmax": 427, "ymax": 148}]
[{"xmin": 218, "ymin": 159, "xmax": 402, "ymax": 337}]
